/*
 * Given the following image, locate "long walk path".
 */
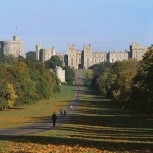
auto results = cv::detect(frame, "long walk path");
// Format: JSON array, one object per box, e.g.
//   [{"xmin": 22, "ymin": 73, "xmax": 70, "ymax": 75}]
[{"xmin": 0, "ymin": 69, "xmax": 83, "ymax": 139}]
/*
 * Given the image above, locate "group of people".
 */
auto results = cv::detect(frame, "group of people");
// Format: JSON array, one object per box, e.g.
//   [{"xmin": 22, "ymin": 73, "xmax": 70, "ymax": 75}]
[
  {"xmin": 51, "ymin": 90, "xmax": 80, "ymax": 128},
  {"xmin": 51, "ymin": 109, "xmax": 67, "ymax": 128},
  {"xmin": 60, "ymin": 109, "xmax": 66, "ymax": 116}
]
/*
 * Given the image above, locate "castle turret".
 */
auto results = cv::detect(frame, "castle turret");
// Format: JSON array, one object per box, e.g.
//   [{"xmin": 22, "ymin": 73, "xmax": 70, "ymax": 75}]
[{"xmin": 35, "ymin": 44, "xmax": 41, "ymax": 60}]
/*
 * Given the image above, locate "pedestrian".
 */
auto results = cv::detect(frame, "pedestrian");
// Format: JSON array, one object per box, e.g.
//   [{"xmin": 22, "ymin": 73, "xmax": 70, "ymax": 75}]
[
  {"xmin": 64, "ymin": 110, "xmax": 66, "ymax": 116},
  {"xmin": 70, "ymin": 105, "xmax": 73, "ymax": 110},
  {"xmin": 60, "ymin": 109, "xmax": 64, "ymax": 116},
  {"xmin": 52, "ymin": 112, "xmax": 57, "ymax": 128}
]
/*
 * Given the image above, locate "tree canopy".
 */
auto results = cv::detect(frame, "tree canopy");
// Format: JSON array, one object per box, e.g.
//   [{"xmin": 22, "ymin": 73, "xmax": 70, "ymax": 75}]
[{"xmin": 45, "ymin": 55, "xmax": 63, "ymax": 70}]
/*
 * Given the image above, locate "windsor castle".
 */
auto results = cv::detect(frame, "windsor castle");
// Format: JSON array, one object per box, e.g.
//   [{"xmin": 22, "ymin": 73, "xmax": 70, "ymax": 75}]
[{"xmin": 0, "ymin": 36, "xmax": 148, "ymax": 69}]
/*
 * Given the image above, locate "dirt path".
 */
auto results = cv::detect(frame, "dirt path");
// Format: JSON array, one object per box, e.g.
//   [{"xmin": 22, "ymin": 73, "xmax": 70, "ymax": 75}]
[{"xmin": 0, "ymin": 69, "xmax": 83, "ymax": 139}]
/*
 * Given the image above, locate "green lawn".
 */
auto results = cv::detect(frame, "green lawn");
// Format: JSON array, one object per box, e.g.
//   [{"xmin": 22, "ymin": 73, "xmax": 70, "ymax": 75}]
[
  {"xmin": 0, "ymin": 85, "xmax": 75, "ymax": 129},
  {"xmin": 1, "ymin": 83, "xmax": 153, "ymax": 152}
]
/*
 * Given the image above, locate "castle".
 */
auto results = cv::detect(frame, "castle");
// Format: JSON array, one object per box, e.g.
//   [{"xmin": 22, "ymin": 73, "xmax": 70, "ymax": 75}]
[
  {"xmin": 0, "ymin": 36, "xmax": 25, "ymax": 58},
  {"xmin": 0, "ymin": 36, "xmax": 148, "ymax": 70}
]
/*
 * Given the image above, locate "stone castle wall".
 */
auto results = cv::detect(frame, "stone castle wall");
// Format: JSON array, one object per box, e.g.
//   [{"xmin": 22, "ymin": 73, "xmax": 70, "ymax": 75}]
[
  {"xmin": 55, "ymin": 66, "xmax": 65, "ymax": 83},
  {"xmin": 0, "ymin": 36, "xmax": 24, "ymax": 57}
]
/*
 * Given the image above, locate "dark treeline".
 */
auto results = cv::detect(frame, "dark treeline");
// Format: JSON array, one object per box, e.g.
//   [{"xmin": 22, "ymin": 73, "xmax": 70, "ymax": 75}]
[{"xmin": 90, "ymin": 46, "xmax": 153, "ymax": 113}]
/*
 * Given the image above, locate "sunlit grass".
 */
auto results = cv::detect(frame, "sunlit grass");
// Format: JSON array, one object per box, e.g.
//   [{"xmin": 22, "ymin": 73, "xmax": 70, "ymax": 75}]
[
  {"xmin": 1, "ymin": 75, "xmax": 153, "ymax": 152},
  {"xmin": 0, "ymin": 85, "xmax": 75, "ymax": 129}
]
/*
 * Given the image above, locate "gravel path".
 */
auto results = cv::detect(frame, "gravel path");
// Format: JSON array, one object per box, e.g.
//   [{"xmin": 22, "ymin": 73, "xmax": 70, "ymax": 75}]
[{"xmin": 0, "ymin": 69, "xmax": 83, "ymax": 139}]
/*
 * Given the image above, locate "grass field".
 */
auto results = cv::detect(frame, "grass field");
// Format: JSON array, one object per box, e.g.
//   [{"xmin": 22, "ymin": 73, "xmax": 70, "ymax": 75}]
[
  {"xmin": 0, "ymin": 85, "xmax": 75, "ymax": 129},
  {"xmin": 1, "ymin": 81, "xmax": 153, "ymax": 152}
]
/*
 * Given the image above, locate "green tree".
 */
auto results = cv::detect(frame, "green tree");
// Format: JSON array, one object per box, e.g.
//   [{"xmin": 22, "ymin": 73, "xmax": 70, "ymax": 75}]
[
  {"xmin": 26, "ymin": 51, "xmax": 36, "ymax": 60},
  {"xmin": 131, "ymin": 46, "xmax": 153, "ymax": 112},
  {"xmin": 64, "ymin": 66, "xmax": 75, "ymax": 85},
  {"xmin": 89, "ymin": 62, "xmax": 111, "ymax": 89},
  {"xmin": 4, "ymin": 54, "xmax": 17, "ymax": 64},
  {"xmin": 45, "ymin": 55, "xmax": 63, "ymax": 70},
  {"xmin": 97, "ymin": 60, "xmax": 138, "ymax": 107}
]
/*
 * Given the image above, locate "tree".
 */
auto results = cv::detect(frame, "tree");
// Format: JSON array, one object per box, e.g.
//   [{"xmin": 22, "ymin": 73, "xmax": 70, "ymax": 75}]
[
  {"xmin": 45, "ymin": 55, "xmax": 63, "ymax": 70},
  {"xmin": 26, "ymin": 51, "xmax": 36, "ymax": 60},
  {"xmin": 96, "ymin": 60, "xmax": 138, "ymax": 107},
  {"xmin": 64, "ymin": 66, "xmax": 75, "ymax": 85},
  {"xmin": 0, "ymin": 80, "xmax": 17, "ymax": 110},
  {"xmin": 131, "ymin": 46, "xmax": 153, "ymax": 112},
  {"xmin": 4, "ymin": 54, "xmax": 17, "ymax": 64},
  {"xmin": 89, "ymin": 62, "xmax": 111, "ymax": 89}
]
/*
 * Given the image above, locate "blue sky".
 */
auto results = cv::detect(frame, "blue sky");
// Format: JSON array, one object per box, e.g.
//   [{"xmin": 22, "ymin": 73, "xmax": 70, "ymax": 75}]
[{"xmin": 0, "ymin": 0, "xmax": 153, "ymax": 53}]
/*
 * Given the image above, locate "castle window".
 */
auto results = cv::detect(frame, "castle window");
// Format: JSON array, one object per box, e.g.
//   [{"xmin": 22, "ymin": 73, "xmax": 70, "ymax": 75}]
[
  {"xmin": 79, "ymin": 59, "xmax": 81, "ymax": 62},
  {"xmin": 71, "ymin": 58, "xmax": 73, "ymax": 62}
]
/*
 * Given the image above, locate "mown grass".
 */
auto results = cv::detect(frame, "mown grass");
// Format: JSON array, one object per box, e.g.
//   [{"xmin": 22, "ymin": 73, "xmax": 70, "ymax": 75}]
[
  {"xmin": 0, "ymin": 85, "xmax": 75, "ymax": 129},
  {"xmin": 1, "ymin": 75, "xmax": 153, "ymax": 152}
]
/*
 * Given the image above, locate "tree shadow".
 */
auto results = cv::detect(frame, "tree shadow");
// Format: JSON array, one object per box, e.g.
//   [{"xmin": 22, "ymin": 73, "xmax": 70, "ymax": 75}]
[{"xmin": 1, "ymin": 135, "xmax": 153, "ymax": 152}]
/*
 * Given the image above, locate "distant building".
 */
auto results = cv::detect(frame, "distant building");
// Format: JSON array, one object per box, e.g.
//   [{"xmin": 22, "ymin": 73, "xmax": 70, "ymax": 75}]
[
  {"xmin": 108, "ymin": 51, "xmax": 129, "ymax": 63},
  {"xmin": 0, "ymin": 36, "xmax": 25, "ymax": 57},
  {"xmin": 66, "ymin": 43, "xmax": 148, "ymax": 69},
  {"xmin": 36, "ymin": 44, "xmax": 56, "ymax": 62},
  {"xmin": 1, "ymin": 36, "xmax": 147, "ymax": 69},
  {"xmin": 68, "ymin": 44, "xmax": 82, "ymax": 69},
  {"xmin": 129, "ymin": 42, "xmax": 147, "ymax": 61},
  {"xmin": 55, "ymin": 66, "xmax": 65, "ymax": 83}
]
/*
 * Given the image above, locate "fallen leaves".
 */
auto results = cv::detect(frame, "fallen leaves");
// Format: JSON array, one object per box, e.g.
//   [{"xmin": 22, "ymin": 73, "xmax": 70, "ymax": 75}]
[{"xmin": 8, "ymin": 142, "xmax": 102, "ymax": 153}]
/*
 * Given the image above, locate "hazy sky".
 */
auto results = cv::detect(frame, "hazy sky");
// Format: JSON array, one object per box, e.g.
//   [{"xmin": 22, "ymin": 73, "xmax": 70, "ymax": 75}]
[{"xmin": 0, "ymin": 0, "xmax": 153, "ymax": 53}]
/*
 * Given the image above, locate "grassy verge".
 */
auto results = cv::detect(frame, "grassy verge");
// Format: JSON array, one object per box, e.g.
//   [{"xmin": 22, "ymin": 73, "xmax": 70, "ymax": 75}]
[
  {"xmin": 0, "ymin": 85, "xmax": 75, "ymax": 129},
  {"xmin": 1, "ymin": 80, "xmax": 153, "ymax": 152}
]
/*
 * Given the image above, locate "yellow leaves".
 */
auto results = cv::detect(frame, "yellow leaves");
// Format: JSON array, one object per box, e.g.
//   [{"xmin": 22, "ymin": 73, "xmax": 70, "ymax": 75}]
[
  {"xmin": 7, "ymin": 83, "xmax": 18, "ymax": 108},
  {"xmin": 8, "ymin": 142, "xmax": 102, "ymax": 153}
]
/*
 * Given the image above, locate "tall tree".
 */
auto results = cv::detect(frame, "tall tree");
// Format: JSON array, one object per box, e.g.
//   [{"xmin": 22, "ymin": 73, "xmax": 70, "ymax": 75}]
[
  {"xmin": 131, "ymin": 46, "xmax": 153, "ymax": 112},
  {"xmin": 45, "ymin": 55, "xmax": 63, "ymax": 70},
  {"xmin": 64, "ymin": 66, "xmax": 75, "ymax": 85}
]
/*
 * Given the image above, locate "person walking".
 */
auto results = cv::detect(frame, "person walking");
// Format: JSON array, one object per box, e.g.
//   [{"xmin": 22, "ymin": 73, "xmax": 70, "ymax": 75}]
[
  {"xmin": 63, "ymin": 110, "xmax": 66, "ymax": 116},
  {"xmin": 60, "ymin": 109, "xmax": 64, "ymax": 116},
  {"xmin": 52, "ymin": 112, "xmax": 57, "ymax": 128}
]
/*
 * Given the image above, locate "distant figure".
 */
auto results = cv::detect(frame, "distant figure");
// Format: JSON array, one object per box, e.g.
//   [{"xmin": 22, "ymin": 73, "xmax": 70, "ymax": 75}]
[
  {"xmin": 122, "ymin": 105, "xmax": 125, "ymax": 110},
  {"xmin": 60, "ymin": 109, "xmax": 64, "ymax": 116},
  {"xmin": 67, "ymin": 106, "xmax": 70, "ymax": 110},
  {"xmin": 52, "ymin": 112, "xmax": 57, "ymax": 128},
  {"xmin": 64, "ymin": 110, "xmax": 66, "ymax": 116},
  {"xmin": 70, "ymin": 105, "xmax": 73, "ymax": 110}
]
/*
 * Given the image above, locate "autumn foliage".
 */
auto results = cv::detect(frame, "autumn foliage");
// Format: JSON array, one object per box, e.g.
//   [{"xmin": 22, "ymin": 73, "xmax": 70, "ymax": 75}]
[{"xmin": 0, "ymin": 59, "xmax": 59, "ymax": 110}]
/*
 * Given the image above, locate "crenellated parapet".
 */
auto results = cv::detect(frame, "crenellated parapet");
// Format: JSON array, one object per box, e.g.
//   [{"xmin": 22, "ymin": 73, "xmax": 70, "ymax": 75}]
[{"xmin": 0, "ymin": 36, "xmax": 24, "ymax": 57}]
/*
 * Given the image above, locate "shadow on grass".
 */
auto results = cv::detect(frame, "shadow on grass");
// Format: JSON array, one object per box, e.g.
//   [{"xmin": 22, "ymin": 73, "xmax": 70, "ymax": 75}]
[
  {"xmin": 2, "ymin": 74, "xmax": 153, "ymax": 152},
  {"xmin": 1, "ymin": 134, "xmax": 153, "ymax": 152}
]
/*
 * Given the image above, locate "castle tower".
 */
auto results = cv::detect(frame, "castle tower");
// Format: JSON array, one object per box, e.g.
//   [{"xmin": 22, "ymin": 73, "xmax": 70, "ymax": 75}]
[
  {"xmin": 0, "ymin": 36, "xmax": 24, "ymax": 57},
  {"xmin": 35, "ymin": 44, "xmax": 41, "ymax": 60},
  {"xmin": 83, "ymin": 44, "xmax": 93, "ymax": 69},
  {"xmin": 68, "ymin": 44, "xmax": 77, "ymax": 69},
  {"xmin": 130, "ymin": 42, "xmax": 147, "ymax": 61}
]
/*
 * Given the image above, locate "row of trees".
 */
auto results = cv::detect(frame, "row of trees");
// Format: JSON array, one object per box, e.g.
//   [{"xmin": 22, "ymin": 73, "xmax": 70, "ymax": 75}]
[
  {"xmin": 0, "ymin": 58, "xmax": 59, "ymax": 110},
  {"xmin": 91, "ymin": 46, "xmax": 153, "ymax": 113},
  {"xmin": 0, "ymin": 54, "xmax": 75, "ymax": 110}
]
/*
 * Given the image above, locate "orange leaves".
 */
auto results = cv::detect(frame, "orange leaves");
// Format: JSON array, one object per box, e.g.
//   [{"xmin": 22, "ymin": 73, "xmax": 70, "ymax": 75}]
[
  {"xmin": 9, "ymin": 142, "xmax": 104, "ymax": 153},
  {"xmin": 8, "ymin": 142, "xmax": 102, "ymax": 153}
]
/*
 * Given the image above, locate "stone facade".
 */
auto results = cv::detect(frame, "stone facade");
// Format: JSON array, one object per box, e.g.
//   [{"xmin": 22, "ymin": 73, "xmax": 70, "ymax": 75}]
[
  {"xmin": 36, "ymin": 44, "xmax": 56, "ymax": 62},
  {"xmin": 108, "ymin": 51, "xmax": 129, "ymax": 63},
  {"xmin": 0, "ymin": 36, "xmax": 24, "ymax": 57},
  {"xmin": 66, "ymin": 43, "xmax": 147, "ymax": 69},
  {"xmin": 68, "ymin": 44, "xmax": 82, "ymax": 69},
  {"xmin": 55, "ymin": 66, "xmax": 65, "ymax": 83},
  {"xmin": 129, "ymin": 42, "xmax": 147, "ymax": 61}
]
